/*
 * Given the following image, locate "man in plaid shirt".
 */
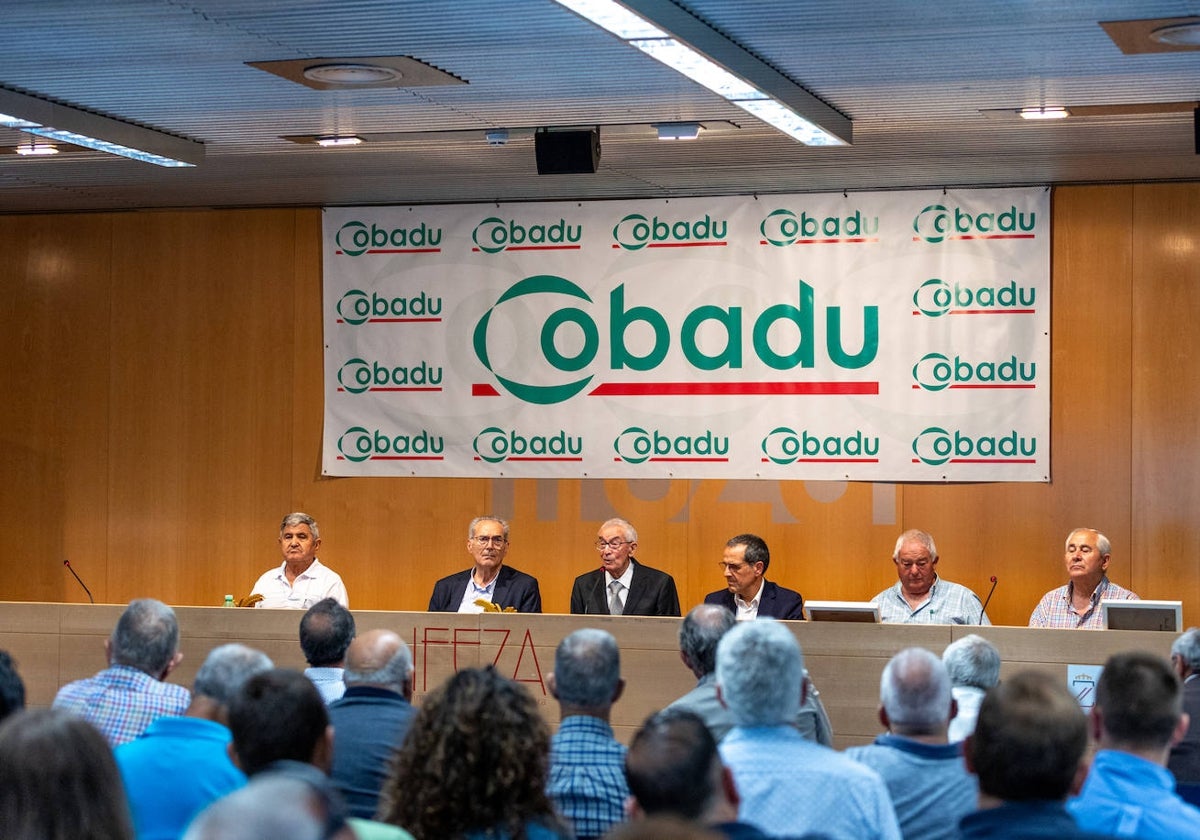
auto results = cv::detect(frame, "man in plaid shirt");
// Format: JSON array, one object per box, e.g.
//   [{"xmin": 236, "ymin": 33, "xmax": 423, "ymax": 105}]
[
  {"xmin": 1029, "ymin": 528, "xmax": 1139, "ymax": 629},
  {"xmin": 53, "ymin": 598, "xmax": 190, "ymax": 746}
]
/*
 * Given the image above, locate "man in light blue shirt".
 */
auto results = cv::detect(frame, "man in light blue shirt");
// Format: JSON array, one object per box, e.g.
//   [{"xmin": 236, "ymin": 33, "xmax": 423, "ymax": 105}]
[
  {"xmin": 716, "ymin": 620, "xmax": 901, "ymax": 840},
  {"xmin": 1068, "ymin": 651, "xmax": 1200, "ymax": 839}
]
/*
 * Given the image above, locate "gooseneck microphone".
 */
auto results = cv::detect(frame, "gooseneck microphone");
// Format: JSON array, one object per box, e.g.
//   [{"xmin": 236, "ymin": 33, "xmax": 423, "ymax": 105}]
[
  {"xmin": 586, "ymin": 571, "xmax": 604, "ymax": 615},
  {"xmin": 978, "ymin": 575, "xmax": 998, "ymax": 624},
  {"xmin": 63, "ymin": 559, "xmax": 95, "ymax": 604}
]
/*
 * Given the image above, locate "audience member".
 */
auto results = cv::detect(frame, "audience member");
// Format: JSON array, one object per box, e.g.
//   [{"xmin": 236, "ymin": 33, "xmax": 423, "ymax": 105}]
[
  {"xmin": 0, "ymin": 707, "xmax": 134, "ymax": 840},
  {"xmin": 0, "ymin": 650, "xmax": 25, "ymax": 720},
  {"xmin": 428, "ymin": 516, "xmax": 542, "ymax": 612},
  {"xmin": 1067, "ymin": 652, "xmax": 1200, "ymax": 838},
  {"xmin": 845, "ymin": 647, "xmax": 977, "ymax": 840},
  {"xmin": 961, "ymin": 670, "xmax": 1115, "ymax": 839},
  {"xmin": 1168, "ymin": 627, "xmax": 1200, "ymax": 783},
  {"xmin": 667, "ymin": 604, "xmax": 832, "ymax": 745},
  {"xmin": 547, "ymin": 628, "xmax": 630, "ymax": 839},
  {"xmin": 328, "ymin": 629, "xmax": 416, "ymax": 819},
  {"xmin": 52, "ymin": 597, "xmax": 189, "ymax": 746},
  {"xmin": 182, "ymin": 774, "xmax": 327, "ymax": 840},
  {"xmin": 703, "ymin": 534, "xmax": 804, "ymax": 620},
  {"xmin": 570, "ymin": 518, "xmax": 680, "ymax": 616},
  {"xmin": 941, "ymin": 633, "xmax": 1001, "ymax": 742},
  {"xmin": 300, "ymin": 597, "xmax": 357, "ymax": 703},
  {"xmin": 116, "ymin": 643, "xmax": 273, "ymax": 840},
  {"xmin": 603, "ymin": 815, "xmax": 727, "ymax": 840},
  {"xmin": 716, "ymin": 619, "xmax": 900, "ymax": 839},
  {"xmin": 1029, "ymin": 528, "xmax": 1138, "ymax": 629},
  {"xmin": 252, "ymin": 512, "xmax": 349, "ymax": 609},
  {"xmin": 378, "ymin": 666, "xmax": 570, "ymax": 839},
  {"xmin": 871, "ymin": 530, "xmax": 989, "ymax": 624}
]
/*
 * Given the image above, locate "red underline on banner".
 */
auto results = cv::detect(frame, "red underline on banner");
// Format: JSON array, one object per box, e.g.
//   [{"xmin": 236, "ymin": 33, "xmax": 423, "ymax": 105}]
[
  {"xmin": 614, "ymin": 457, "xmax": 729, "ymax": 463},
  {"xmin": 762, "ymin": 458, "xmax": 880, "ymax": 463},
  {"xmin": 336, "ymin": 456, "xmax": 445, "ymax": 461},
  {"xmin": 757, "ymin": 238, "xmax": 879, "ymax": 245},
  {"xmin": 338, "ymin": 387, "xmax": 442, "ymax": 393},
  {"xmin": 471, "ymin": 245, "xmax": 581, "ymax": 252},
  {"xmin": 336, "ymin": 249, "xmax": 442, "ymax": 255},
  {"xmin": 336, "ymin": 318, "xmax": 443, "ymax": 324},
  {"xmin": 474, "ymin": 456, "xmax": 584, "ymax": 462},
  {"xmin": 589, "ymin": 381, "xmax": 878, "ymax": 396},
  {"xmin": 910, "ymin": 235, "xmax": 1035, "ymax": 241},
  {"xmin": 911, "ymin": 458, "xmax": 1037, "ymax": 464},
  {"xmin": 611, "ymin": 242, "xmax": 727, "ymax": 249},
  {"xmin": 910, "ymin": 310, "xmax": 1036, "ymax": 315},
  {"xmin": 910, "ymin": 384, "xmax": 1036, "ymax": 390}
]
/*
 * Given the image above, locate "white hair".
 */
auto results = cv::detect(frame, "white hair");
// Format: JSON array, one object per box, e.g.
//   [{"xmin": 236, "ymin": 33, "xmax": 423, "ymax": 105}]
[{"xmin": 715, "ymin": 619, "xmax": 803, "ymax": 727}]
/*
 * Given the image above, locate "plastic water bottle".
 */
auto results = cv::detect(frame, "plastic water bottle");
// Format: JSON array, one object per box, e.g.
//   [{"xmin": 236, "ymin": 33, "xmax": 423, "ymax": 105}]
[{"xmin": 223, "ymin": 594, "xmax": 235, "ymax": 608}]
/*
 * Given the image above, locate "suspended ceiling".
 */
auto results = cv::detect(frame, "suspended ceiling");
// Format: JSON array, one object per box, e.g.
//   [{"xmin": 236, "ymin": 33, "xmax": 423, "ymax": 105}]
[{"xmin": 0, "ymin": 0, "xmax": 1198, "ymax": 214}]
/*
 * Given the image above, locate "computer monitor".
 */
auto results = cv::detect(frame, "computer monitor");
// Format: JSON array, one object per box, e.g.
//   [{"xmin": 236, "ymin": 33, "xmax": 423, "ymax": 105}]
[
  {"xmin": 1100, "ymin": 599, "xmax": 1182, "ymax": 632},
  {"xmin": 803, "ymin": 600, "xmax": 881, "ymax": 623}
]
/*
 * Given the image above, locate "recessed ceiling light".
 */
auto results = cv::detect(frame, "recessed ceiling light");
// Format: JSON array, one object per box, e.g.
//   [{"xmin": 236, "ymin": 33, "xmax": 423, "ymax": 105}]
[
  {"xmin": 15, "ymin": 142, "xmax": 58, "ymax": 156},
  {"xmin": 302, "ymin": 64, "xmax": 403, "ymax": 86},
  {"xmin": 1149, "ymin": 21, "xmax": 1200, "ymax": 46},
  {"xmin": 1019, "ymin": 106, "xmax": 1071, "ymax": 120},
  {"xmin": 314, "ymin": 136, "xmax": 364, "ymax": 147},
  {"xmin": 655, "ymin": 122, "xmax": 702, "ymax": 141}
]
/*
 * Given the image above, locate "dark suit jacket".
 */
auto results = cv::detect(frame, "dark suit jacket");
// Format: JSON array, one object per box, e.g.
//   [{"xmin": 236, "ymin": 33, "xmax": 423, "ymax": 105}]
[
  {"xmin": 427, "ymin": 565, "xmax": 542, "ymax": 613},
  {"xmin": 570, "ymin": 559, "xmax": 680, "ymax": 616},
  {"xmin": 704, "ymin": 579, "xmax": 805, "ymax": 620},
  {"xmin": 1169, "ymin": 676, "xmax": 1200, "ymax": 783}
]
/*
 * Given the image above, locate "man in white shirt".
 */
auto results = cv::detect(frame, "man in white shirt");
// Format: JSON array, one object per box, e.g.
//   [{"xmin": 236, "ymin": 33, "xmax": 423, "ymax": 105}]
[{"xmin": 250, "ymin": 512, "xmax": 348, "ymax": 609}]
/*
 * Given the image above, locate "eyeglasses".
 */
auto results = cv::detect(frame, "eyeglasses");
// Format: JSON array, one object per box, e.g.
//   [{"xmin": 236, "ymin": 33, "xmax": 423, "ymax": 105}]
[
  {"xmin": 472, "ymin": 535, "xmax": 507, "ymax": 547},
  {"xmin": 595, "ymin": 538, "xmax": 632, "ymax": 551},
  {"xmin": 718, "ymin": 561, "xmax": 752, "ymax": 572}
]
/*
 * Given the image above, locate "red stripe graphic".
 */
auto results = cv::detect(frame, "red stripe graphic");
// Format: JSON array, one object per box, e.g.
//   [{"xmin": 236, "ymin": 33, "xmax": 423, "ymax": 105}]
[
  {"xmin": 911, "ymin": 310, "xmax": 1036, "ymax": 316},
  {"xmin": 338, "ymin": 387, "xmax": 442, "ymax": 393},
  {"xmin": 336, "ymin": 318, "xmax": 442, "ymax": 324},
  {"xmin": 590, "ymin": 381, "xmax": 878, "ymax": 396},
  {"xmin": 336, "ymin": 249, "xmax": 442, "ymax": 255},
  {"xmin": 611, "ymin": 242, "xmax": 727, "ymax": 249},
  {"xmin": 471, "ymin": 245, "xmax": 581, "ymax": 252}
]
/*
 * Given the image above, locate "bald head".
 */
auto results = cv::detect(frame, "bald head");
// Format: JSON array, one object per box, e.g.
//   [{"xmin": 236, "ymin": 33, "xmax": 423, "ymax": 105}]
[{"xmin": 342, "ymin": 630, "xmax": 413, "ymax": 697}]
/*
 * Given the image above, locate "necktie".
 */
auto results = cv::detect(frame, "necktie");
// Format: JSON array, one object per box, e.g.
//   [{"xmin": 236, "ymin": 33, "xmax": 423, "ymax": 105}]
[{"xmin": 608, "ymin": 580, "xmax": 624, "ymax": 616}]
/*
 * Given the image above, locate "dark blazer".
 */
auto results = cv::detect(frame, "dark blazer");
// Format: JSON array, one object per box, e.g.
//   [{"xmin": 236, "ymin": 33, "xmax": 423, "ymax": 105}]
[
  {"xmin": 427, "ymin": 564, "xmax": 542, "ymax": 613},
  {"xmin": 570, "ymin": 559, "xmax": 681, "ymax": 616},
  {"xmin": 704, "ymin": 579, "xmax": 805, "ymax": 620},
  {"xmin": 1169, "ymin": 676, "xmax": 1200, "ymax": 783}
]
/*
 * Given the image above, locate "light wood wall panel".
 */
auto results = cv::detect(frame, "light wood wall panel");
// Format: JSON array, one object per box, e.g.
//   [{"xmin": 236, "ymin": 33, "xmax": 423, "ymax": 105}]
[{"xmin": 0, "ymin": 186, "xmax": 1198, "ymax": 629}]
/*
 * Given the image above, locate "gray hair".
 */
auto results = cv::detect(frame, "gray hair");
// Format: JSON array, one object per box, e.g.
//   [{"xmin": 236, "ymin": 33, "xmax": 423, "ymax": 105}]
[
  {"xmin": 880, "ymin": 647, "xmax": 952, "ymax": 734},
  {"xmin": 679, "ymin": 604, "xmax": 735, "ymax": 676},
  {"xmin": 110, "ymin": 599, "xmax": 180, "ymax": 676},
  {"xmin": 600, "ymin": 518, "xmax": 638, "ymax": 543},
  {"xmin": 280, "ymin": 512, "xmax": 319, "ymax": 541},
  {"xmin": 193, "ymin": 644, "xmax": 274, "ymax": 706},
  {"xmin": 715, "ymin": 619, "xmax": 803, "ymax": 727},
  {"xmin": 183, "ymin": 775, "xmax": 324, "ymax": 840},
  {"xmin": 1065, "ymin": 527, "xmax": 1110, "ymax": 556},
  {"xmin": 468, "ymin": 515, "xmax": 509, "ymax": 539},
  {"xmin": 893, "ymin": 529, "xmax": 937, "ymax": 560},
  {"xmin": 344, "ymin": 642, "xmax": 413, "ymax": 691},
  {"xmin": 942, "ymin": 634, "xmax": 1001, "ymax": 690},
  {"xmin": 554, "ymin": 628, "xmax": 620, "ymax": 708},
  {"xmin": 1172, "ymin": 627, "xmax": 1200, "ymax": 672}
]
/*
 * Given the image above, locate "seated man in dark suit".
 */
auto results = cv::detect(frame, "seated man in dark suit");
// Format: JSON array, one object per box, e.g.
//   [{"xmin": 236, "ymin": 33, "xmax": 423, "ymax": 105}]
[
  {"xmin": 704, "ymin": 534, "xmax": 803, "ymax": 620},
  {"xmin": 1169, "ymin": 627, "xmax": 1200, "ymax": 784},
  {"xmin": 429, "ymin": 516, "xmax": 542, "ymax": 613},
  {"xmin": 570, "ymin": 518, "xmax": 680, "ymax": 617}
]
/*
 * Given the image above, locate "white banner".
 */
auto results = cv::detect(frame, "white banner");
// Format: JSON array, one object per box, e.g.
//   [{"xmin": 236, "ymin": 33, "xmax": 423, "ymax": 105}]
[{"xmin": 322, "ymin": 187, "xmax": 1049, "ymax": 481}]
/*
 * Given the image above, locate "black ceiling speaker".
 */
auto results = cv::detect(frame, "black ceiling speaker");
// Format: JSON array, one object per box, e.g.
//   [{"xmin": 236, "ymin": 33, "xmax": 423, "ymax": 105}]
[{"xmin": 535, "ymin": 128, "xmax": 601, "ymax": 174}]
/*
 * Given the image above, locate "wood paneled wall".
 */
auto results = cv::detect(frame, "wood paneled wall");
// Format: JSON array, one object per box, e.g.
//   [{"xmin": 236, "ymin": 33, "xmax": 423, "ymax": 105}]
[{"xmin": 1, "ymin": 185, "xmax": 1198, "ymax": 628}]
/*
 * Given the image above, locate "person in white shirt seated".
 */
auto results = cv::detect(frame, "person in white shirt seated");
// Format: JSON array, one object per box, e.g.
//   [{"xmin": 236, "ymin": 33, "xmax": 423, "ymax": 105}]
[{"xmin": 250, "ymin": 512, "xmax": 348, "ymax": 610}]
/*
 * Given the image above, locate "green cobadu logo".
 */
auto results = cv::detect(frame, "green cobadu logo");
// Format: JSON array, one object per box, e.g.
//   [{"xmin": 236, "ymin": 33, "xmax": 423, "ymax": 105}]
[
  {"xmin": 337, "ymin": 358, "xmax": 443, "ymax": 393},
  {"xmin": 335, "ymin": 221, "xmax": 442, "ymax": 256},
  {"xmin": 337, "ymin": 426, "xmax": 444, "ymax": 462},
  {"xmin": 473, "ymin": 427, "xmax": 583, "ymax": 463},
  {"xmin": 761, "ymin": 426, "xmax": 879, "ymax": 464},
  {"xmin": 611, "ymin": 213, "xmax": 727, "ymax": 250},
  {"xmin": 473, "ymin": 275, "xmax": 879, "ymax": 405},
  {"xmin": 614, "ymin": 427, "xmax": 729, "ymax": 464},
  {"xmin": 471, "ymin": 217, "xmax": 582, "ymax": 253},
  {"xmin": 912, "ymin": 204, "xmax": 1036, "ymax": 243},
  {"xmin": 911, "ymin": 426, "xmax": 1037, "ymax": 466},
  {"xmin": 760, "ymin": 209, "xmax": 879, "ymax": 246},
  {"xmin": 912, "ymin": 353, "xmax": 1036, "ymax": 391},
  {"xmin": 912, "ymin": 279, "xmax": 1036, "ymax": 317},
  {"xmin": 336, "ymin": 290, "xmax": 442, "ymax": 325}
]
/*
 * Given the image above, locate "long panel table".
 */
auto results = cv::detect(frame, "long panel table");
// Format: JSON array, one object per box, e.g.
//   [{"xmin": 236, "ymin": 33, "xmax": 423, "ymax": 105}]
[{"xmin": 0, "ymin": 603, "xmax": 1175, "ymax": 747}]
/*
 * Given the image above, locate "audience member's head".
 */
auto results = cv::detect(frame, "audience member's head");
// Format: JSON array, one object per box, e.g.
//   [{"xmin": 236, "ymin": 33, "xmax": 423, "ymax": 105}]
[
  {"xmin": 942, "ymin": 634, "xmax": 1001, "ymax": 691},
  {"xmin": 193, "ymin": 643, "xmax": 274, "ymax": 708},
  {"xmin": 0, "ymin": 650, "xmax": 25, "ymax": 720},
  {"xmin": 108, "ymin": 598, "xmax": 182, "ymax": 679},
  {"xmin": 715, "ymin": 618, "xmax": 803, "ymax": 727},
  {"xmin": 342, "ymin": 629, "xmax": 413, "ymax": 697},
  {"xmin": 625, "ymin": 708, "xmax": 730, "ymax": 823},
  {"xmin": 182, "ymin": 772, "xmax": 340, "ymax": 840},
  {"xmin": 0, "ymin": 708, "xmax": 134, "ymax": 840},
  {"xmin": 549, "ymin": 627, "xmax": 624, "ymax": 714},
  {"xmin": 879, "ymin": 647, "xmax": 954, "ymax": 737},
  {"xmin": 966, "ymin": 670, "xmax": 1087, "ymax": 802},
  {"xmin": 228, "ymin": 668, "xmax": 332, "ymax": 776},
  {"xmin": 679, "ymin": 604, "xmax": 736, "ymax": 679},
  {"xmin": 1171, "ymin": 627, "xmax": 1200, "ymax": 679},
  {"xmin": 378, "ymin": 666, "xmax": 564, "ymax": 838},
  {"xmin": 1094, "ymin": 651, "xmax": 1184, "ymax": 755},
  {"xmin": 299, "ymin": 598, "xmax": 356, "ymax": 668}
]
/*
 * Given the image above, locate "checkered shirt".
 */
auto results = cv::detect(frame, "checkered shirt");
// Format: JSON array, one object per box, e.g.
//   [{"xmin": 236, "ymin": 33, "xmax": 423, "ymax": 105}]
[{"xmin": 52, "ymin": 664, "xmax": 190, "ymax": 746}]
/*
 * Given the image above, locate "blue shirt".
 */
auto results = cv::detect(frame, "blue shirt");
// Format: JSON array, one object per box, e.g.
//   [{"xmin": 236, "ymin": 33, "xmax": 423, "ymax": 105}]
[
  {"xmin": 1068, "ymin": 749, "xmax": 1200, "ymax": 839},
  {"xmin": 547, "ymin": 715, "xmax": 628, "ymax": 839},
  {"xmin": 53, "ymin": 664, "xmax": 190, "ymax": 747},
  {"xmin": 846, "ymin": 734, "xmax": 977, "ymax": 840},
  {"xmin": 720, "ymin": 725, "xmax": 901, "ymax": 840},
  {"xmin": 115, "ymin": 715, "xmax": 245, "ymax": 840}
]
